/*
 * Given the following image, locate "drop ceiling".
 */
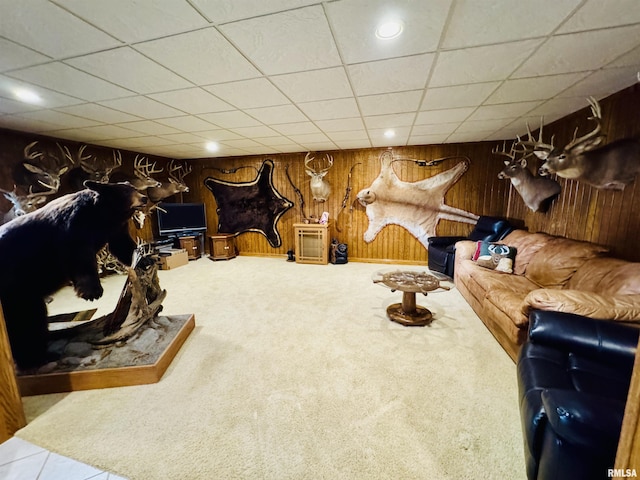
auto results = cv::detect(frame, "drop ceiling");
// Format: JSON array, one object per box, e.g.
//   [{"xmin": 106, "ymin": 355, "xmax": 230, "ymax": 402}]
[{"xmin": 1, "ymin": 0, "xmax": 639, "ymax": 159}]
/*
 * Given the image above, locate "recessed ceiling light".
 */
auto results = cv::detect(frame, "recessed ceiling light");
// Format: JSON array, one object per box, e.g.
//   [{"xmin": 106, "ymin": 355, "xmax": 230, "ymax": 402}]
[
  {"xmin": 384, "ymin": 129, "xmax": 396, "ymax": 138},
  {"xmin": 205, "ymin": 141, "xmax": 219, "ymax": 153},
  {"xmin": 14, "ymin": 88, "xmax": 41, "ymax": 104},
  {"xmin": 375, "ymin": 20, "xmax": 404, "ymax": 40}
]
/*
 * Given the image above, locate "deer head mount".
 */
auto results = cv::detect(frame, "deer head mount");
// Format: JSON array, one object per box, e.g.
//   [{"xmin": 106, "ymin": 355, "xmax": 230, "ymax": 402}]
[
  {"xmin": 517, "ymin": 97, "xmax": 640, "ymax": 190},
  {"xmin": 21, "ymin": 141, "xmax": 74, "ymax": 193},
  {"xmin": 77, "ymin": 145, "xmax": 122, "ymax": 183},
  {"xmin": 146, "ymin": 160, "xmax": 193, "ymax": 203},
  {"xmin": 0, "ymin": 185, "xmax": 54, "ymax": 225},
  {"xmin": 304, "ymin": 152, "xmax": 333, "ymax": 202},
  {"xmin": 493, "ymin": 141, "xmax": 560, "ymax": 213},
  {"xmin": 131, "ymin": 154, "xmax": 163, "ymax": 190}
]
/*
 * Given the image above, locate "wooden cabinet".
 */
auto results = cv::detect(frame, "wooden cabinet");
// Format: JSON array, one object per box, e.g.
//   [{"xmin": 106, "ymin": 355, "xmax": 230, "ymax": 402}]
[
  {"xmin": 178, "ymin": 235, "xmax": 201, "ymax": 260},
  {"xmin": 208, "ymin": 234, "xmax": 237, "ymax": 260},
  {"xmin": 294, "ymin": 223, "xmax": 330, "ymax": 264}
]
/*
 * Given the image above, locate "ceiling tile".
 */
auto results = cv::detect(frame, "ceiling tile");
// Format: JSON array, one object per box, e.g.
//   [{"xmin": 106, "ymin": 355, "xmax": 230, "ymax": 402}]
[
  {"xmin": 411, "ymin": 123, "xmax": 459, "ymax": 136},
  {"xmin": 559, "ymin": 67, "xmax": 640, "ymax": 99},
  {"xmin": 514, "ymin": 25, "xmax": 640, "ymax": 78},
  {"xmin": 415, "ymin": 107, "xmax": 474, "ymax": 125},
  {"xmin": 158, "ymin": 132, "xmax": 206, "ymax": 144},
  {"xmin": 326, "ymin": 129, "xmax": 369, "ymax": 142},
  {"xmin": 0, "ymin": 38, "xmax": 51, "ymax": 72},
  {"xmin": 271, "ymin": 122, "xmax": 321, "ymax": 136},
  {"xmin": 0, "ymin": 115, "xmax": 59, "ymax": 132},
  {"xmin": 155, "ymin": 116, "xmax": 217, "ymax": 132},
  {"xmin": 333, "ymin": 138, "xmax": 372, "ymax": 149},
  {"xmin": 608, "ymin": 44, "xmax": 640, "ymax": 68},
  {"xmin": 116, "ymin": 120, "xmax": 181, "ymax": 136},
  {"xmin": 54, "ymin": 0, "xmax": 209, "ymax": 43},
  {"xmin": 8, "ymin": 62, "xmax": 134, "ymax": 101},
  {"xmin": 348, "ymin": 54, "xmax": 434, "ymax": 96},
  {"xmin": 112, "ymin": 136, "xmax": 179, "ymax": 148},
  {"xmin": 16, "ymin": 109, "xmax": 101, "ymax": 129},
  {"xmin": 408, "ymin": 134, "xmax": 449, "ymax": 145},
  {"xmin": 229, "ymin": 125, "xmax": 279, "ymax": 138},
  {"xmin": 558, "ymin": 0, "xmax": 640, "ymax": 33},
  {"xmin": 220, "ymin": 5, "xmax": 341, "ymax": 75},
  {"xmin": 442, "ymin": 0, "xmax": 581, "ymax": 49},
  {"xmin": 0, "ymin": 96, "xmax": 42, "ymax": 114},
  {"xmin": 467, "ymin": 102, "xmax": 541, "ymax": 121},
  {"xmin": 363, "ymin": 113, "xmax": 414, "ymax": 129},
  {"xmin": 66, "ymin": 47, "xmax": 191, "ymax": 94},
  {"xmin": 447, "ymin": 131, "xmax": 495, "ymax": 143},
  {"xmin": 135, "ymin": 28, "xmax": 260, "ymax": 85},
  {"xmin": 196, "ymin": 129, "xmax": 243, "ymax": 141},
  {"xmin": 297, "ymin": 98, "xmax": 360, "ymax": 121},
  {"xmin": 456, "ymin": 118, "xmax": 512, "ymax": 133},
  {"xmin": 149, "ymin": 88, "xmax": 233, "ymax": 115},
  {"xmin": 421, "ymin": 83, "xmax": 500, "ymax": 110},
  {"xmin": 316, "ymin": 117, "xmax": 366, "ymax": 132},
  {"xmin": 190, "ymin": 0, "xmax": 319, "ymax": 24},
  {"xmin": 358, "ymin": 90, "xmax": 423, "ymax": 116},
  {"xmin": 257, "ymin": 137, "xmax": 301, "ymax": 147},
  {"xmin": 0, "ymin": 75, "xmax": 84, "ymax": 108},
  {"xmin": 485, "ymin": 73, "xmax": 588, "ymax": 104},
  {"xmin": 204, "ymin": 78, "xmax": 289, "ymax": 109},
  {"xmin": 99, "ymin": 96, "xmax": 184, "ymax": 119},
  {"xmin": 243, "ymin": 104, "xmax": 308, "ymax": 124},
  {"xmin": 271, "ymin": 67, "xmax": 352, "ymax": 102},
  {"xmin": 75, "ymin": 124, "xmax": 143, "ymax": 140},
  {"xmin": 198, "ymin": 110, "xmax": 261, "ymax": 128},
  {"xmin": 527, "ymin": 97, "xmax": 591, "ymax": 119},
  {"xmin": 55, "ymin": 104, "xmax": 142, "ymax": 123},
  {"xmin": 0, "ymin": 1, "xmax": 121, "ymax": 57},
  {"xmin": 327, "ymin": 0, "xmax": 452, "ymax": 63},
  {"xmin": 286, "ymin": 132, "xmax": 331, "ymax": 145},
  {"xmin": 430, "ymin": 39, "xmax": 543, "ymax": 87}
]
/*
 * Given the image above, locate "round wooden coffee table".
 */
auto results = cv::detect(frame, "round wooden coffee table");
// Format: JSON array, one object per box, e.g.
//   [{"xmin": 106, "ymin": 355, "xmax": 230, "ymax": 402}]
[{"xmin": 373, "ymin": 270, "xmax": 451, "ymax": 326}]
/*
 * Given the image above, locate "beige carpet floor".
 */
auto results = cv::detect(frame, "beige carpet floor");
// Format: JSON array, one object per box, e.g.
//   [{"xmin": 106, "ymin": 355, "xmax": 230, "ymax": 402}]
[{"xmin": 17, "ymin": 256, "xmax": 525, "ymax": 480}]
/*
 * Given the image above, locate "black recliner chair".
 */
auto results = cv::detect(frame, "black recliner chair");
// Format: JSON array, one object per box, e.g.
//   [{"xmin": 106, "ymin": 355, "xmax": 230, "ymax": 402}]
[
  {"xmin": 518, "ymin": 310, "xmax": 639, "ymax": 480},
  {"xmin": 427, "ymin": 216, "xmax": 513, "ymax": 277}
]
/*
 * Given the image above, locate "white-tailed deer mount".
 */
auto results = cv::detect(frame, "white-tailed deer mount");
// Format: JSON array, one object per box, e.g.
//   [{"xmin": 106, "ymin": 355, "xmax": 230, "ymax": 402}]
[
  {"xmin": 356, "ymin": 150, "xmax": 478, "ymax": 249},
  {"xmin": 67, "ymin": 146, "xmax": 122, "ymax": 190},
  {"xmin": 111, "ymin": 154, "xmax": 163, "ymax": 191},
  {"xmin": 493, "ymin": 141, "xmax": 561, "ymax": 213},
  {"xmin": 146, "ymin": 160, "xmax": 192, "ymax": 203},
  {"xmin": 0, "ymin": 185, "xmax": 55, "ymax": 225},
  {"xmin": 19, "ymin": 141, "xmax": 73, "ymax": 194},
  {"xmin": 304, "ymin": 152, "xmax": 333, "ymax": 202},
  {"xmin": 519, "ymin": 97, "xmax": 640, "ymax": 190}
]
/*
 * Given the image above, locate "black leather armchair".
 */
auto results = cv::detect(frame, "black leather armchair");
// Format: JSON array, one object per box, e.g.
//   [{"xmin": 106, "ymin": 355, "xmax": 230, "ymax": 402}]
[
  {"xmin": 427, "ymin": 216, "xmax": 513, "ymax": 277},
  {"xmin": 517, "ymin": 310, "xmax": 639, "ymax": 480}
]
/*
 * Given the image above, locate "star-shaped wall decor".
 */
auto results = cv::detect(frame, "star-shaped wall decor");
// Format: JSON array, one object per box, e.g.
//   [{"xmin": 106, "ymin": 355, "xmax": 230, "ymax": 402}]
[
  {"xmin": 356, "ymin": 150, "xmax": 478, "ymax": 249},
  {"xmin": 204, "ymin": 160, "xmax": 293, "ymax": 248}
]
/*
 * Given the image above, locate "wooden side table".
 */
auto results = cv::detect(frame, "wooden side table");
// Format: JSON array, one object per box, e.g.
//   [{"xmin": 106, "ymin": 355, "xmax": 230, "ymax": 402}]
[
  {"xmin": 209, "ymin": 234, "xmax": 237, "ymax": 260},
  {"xmin": 293, "ymin": 223, "xmax": 330, "ymax": 265},
  {"xmin": 178, "ymin": 235, "xmax": 202, "ymax": 260}
]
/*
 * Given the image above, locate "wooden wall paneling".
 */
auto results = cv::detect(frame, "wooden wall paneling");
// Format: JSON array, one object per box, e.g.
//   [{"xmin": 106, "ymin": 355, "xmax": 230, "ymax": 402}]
[{"xmin": 0, "ymin": 302, "xmax": 26, "ymax": 443}]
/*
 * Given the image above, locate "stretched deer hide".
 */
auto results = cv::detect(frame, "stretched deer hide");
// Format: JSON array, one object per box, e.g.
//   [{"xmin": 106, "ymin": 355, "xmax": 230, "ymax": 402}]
[
  {"xmin": 204, "ymin": 160, "xmax": 293, "ymax": 248},
  {"xmin": 356, "ymin": 150, "xmax": 478, "ymax": 249}
]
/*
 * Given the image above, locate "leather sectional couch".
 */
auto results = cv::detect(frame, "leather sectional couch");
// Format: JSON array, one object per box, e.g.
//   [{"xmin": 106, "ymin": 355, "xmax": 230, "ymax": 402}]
[{"xmin": 453, "ymin": 228, "xmax": 640, "ymax": 361}]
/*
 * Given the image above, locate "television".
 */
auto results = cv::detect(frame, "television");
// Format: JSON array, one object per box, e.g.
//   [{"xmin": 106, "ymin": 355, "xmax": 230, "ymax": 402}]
[{"xmin": 157, "ymin": 202, "xmax": 207, "ymax": 236}]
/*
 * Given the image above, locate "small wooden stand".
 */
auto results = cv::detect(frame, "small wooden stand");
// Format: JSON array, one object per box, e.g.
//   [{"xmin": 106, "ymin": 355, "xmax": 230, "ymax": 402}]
[
  {"xmin": 208, "ymin": 233, "xmax": 237, "ymax": 260},
  {"xmin": 293, "ymin": 222, "xmax": 330, "ymax": 264}
]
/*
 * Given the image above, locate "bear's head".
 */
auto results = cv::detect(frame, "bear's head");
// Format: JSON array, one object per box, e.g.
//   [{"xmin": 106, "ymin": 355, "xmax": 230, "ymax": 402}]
[{"xmin": 84, "ymin": 181, "xmax": 148, "ymax": 215}]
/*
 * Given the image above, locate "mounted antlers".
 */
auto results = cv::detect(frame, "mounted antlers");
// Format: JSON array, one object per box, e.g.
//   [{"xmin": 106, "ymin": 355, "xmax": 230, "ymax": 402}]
[
  {"xmin": 22, "ymin": 141, "xmax": 73, "ymax": 193},
  {"xmin": 304, "ymin": 152, "xmax": 333, "ymax": 202},
  {"xmin": 131, "ymin": 155, "xmax": 163, "ymax": 190},
  {"xmin": 77, "ymin": 145, "xmax": 122, "ymax": 183},
  {"xmin": 146, "ymin": 160, "xmax": 193, "ymax": 203},
  {"xmin": 493, "ymin": 141, "xmax": 560, "ymax": 213},
  {"xmin": 515, "ymin": 97, "xmax": 640, "ymax": 190}
]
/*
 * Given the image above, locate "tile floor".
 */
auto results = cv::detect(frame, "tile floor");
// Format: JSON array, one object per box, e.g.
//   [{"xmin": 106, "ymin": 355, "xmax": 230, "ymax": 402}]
[{"xmin": 0, "ymin": 437, "xmax": 127, "ymax": 480}]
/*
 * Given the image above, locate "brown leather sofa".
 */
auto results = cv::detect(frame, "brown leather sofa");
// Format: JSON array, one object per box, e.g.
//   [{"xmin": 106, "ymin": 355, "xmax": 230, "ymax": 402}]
[{"xmin": 453, "ymin": 229, "xmax": 640, "ymax": 360}]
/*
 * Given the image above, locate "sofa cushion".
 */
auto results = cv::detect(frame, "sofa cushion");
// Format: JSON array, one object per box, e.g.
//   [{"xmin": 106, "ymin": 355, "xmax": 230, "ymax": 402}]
[
  {"xmin": 525, "ymin": 237, "xmax": 608, "ymax": 288},
  {"xmin": 501, "ymin": 230, "xmax": 554, "ymax": 275},
  {"xmin": 569, "ymin": 258, "xmax": 640, "ymax": 296},
  {"xmin": 485, "ymin": 288, "xmax": 530, "ymax": 327},
  {"xmin": 524, "ymin": 288, "xmax": 640, "ymax": 321}
]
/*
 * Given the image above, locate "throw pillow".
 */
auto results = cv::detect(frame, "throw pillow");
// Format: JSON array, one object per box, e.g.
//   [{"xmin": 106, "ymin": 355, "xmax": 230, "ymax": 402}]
[{"xmin": 474, "ymin": 241, "xmax": 517, "ymax": 273}]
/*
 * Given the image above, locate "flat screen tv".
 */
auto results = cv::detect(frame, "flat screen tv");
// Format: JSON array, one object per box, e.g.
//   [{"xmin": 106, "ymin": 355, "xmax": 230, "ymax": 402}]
[{"xmin": 157, "ymin": 202, "xmax": 207, "ymax": 236}]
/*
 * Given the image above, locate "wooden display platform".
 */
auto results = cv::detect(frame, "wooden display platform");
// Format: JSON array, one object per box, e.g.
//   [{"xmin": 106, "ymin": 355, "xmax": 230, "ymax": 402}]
[{"xmin": 17, "ymin": 314, "xmax": 195, "ymax": 396}]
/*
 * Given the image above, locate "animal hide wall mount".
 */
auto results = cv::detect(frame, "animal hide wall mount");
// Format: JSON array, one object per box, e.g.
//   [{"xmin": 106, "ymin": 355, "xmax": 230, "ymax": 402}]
[
  {"xmin": 357, "ymin": 150, "xmax": 478, "ymax": 249},
  {"xmin": 204, "ymin": 160, "xmax": 293, "ymax": 248}
]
